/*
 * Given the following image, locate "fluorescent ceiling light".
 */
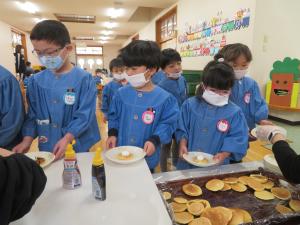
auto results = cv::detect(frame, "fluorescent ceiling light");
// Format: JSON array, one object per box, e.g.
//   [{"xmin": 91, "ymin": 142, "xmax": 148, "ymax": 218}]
[
  {"xmin": 16, "ymin": 1, "xmax": 38, "ymax": 14},
  {"xmin": 103, "ymin": 21, "xmax": 118, "ymax": 29},
  {"xmin": 107, "ymin": 8, "xmax": 124, "ymax": 19},
  {"xmin": 101, "ymin": 30, "xmax": 113, "ymax": 35},
  {"xmin": 99, "ymin": 40, "xmax": 108, "ymax": 44},
  {"xmin": 99, "ymin": 36, "xmax": 110, "ymax": 40}
]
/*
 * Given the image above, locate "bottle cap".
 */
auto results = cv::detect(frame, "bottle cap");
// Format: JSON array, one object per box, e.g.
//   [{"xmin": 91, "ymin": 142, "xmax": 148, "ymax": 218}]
[{"xmin": 93, "ymin": 147, "xmax": 104, "ymax": 166}]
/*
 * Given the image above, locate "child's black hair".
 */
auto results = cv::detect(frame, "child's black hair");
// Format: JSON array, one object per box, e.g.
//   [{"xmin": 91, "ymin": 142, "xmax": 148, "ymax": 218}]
[
  {"xmin": 30, "ymin": 20, "xmax": 71, "ymax": 47},
  {"xmin": 109, "ymin": 57, "xmax": 124, "ymax": 72},
  {"xmin": 26, "ymin": 61, "xmax": 31, "ymax": 66},
  {"xmin": 160, "ymin": 48, "xmax": 182, "ymax": 69},
  {"xmin": 196, "ymin": 56, "xmax": 235, "ymax": 97},
  {"xmin": 119, "ymin": 40, "xmax": 160, "ymax": 69},
  {"xmin": 215, "ymin": 43, "xmax": 252, "ymax": 63}
]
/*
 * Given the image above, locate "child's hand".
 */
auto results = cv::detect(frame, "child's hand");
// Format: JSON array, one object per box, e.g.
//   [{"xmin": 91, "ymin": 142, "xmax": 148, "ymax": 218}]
[
  {"xmin": 259, "ymin": 120, "xmax": 273, "ymax": 126},
  {"xmin": 144, "ymin": 141, "xmax": 155, "ymax": 156},
  {"xmin": 213, "ymin": 152, "xmax": 231, "ymax": 163},
  {"xmin": 106, "ymin": 136, "xmax": 117, "ymax": 149},
  {"xmin": 12, "ymin": 137, "xmax": 33, "ymax": 153},
  {"xmin": 53, "ymin": 137, "xmax": 70, "ymax": 160},
  {"xmin": 179, "ymin": 145, "xmax": 188, "ymax": 158},
  {"xmin": 0, "ymin": 148, "xmax": 14, "ymax": 157}
]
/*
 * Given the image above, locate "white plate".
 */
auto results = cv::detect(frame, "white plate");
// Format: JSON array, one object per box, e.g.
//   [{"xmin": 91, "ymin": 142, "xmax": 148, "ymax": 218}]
[
  {"xmin": 250, "ymin": 127, "xmax": 257, "ymax": 137},
  {"xmin": 105, "ymin": 146, "xmax": 146, "ymax": 165},
  {"xmin": 183, "ymin": 151, "xmax": 218, "ymax": 167},
  {"xmin": 25, "ymin": 151, "xmax": 55, "ymax": 168}
]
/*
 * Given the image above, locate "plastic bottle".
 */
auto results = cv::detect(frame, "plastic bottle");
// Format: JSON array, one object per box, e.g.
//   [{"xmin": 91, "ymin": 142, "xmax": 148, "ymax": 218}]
[
  {"xmin": 62, "ymin": 142, "xmax": 82, "ymax": 189},
  {"xmin": 92, "ymin": 147, "xmax": 106, "ymax": 200}
]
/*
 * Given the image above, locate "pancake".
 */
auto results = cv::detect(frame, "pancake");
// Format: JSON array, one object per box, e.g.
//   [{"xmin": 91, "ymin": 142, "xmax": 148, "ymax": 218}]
[
  {"xmin": 193, "ymin": 155, "xmax": 209, "ymax": 164},
  {"xmin": 206, "ymin": 179, "xmax": 224, "ymax": 192},
  {"xmin": 202, "ymin": 207, "xmax": 232, "ymax": 225},
  {"xmin": 174, "ymin": 197, "xmax": 188, "ymax": 204},
  {"xmin": 271, "ymin": 187, "xmax": 291, "ymax": 200},
  {"xmin": 263, "ymin": 180, "xmax": 274, "ymax": 189},
  {"xmin": 183, "ymin": 183, "xmax": 203, "ymax": 196},
  {"xmin": 221, "ymin": 183, "xmax": 232, "ymax": 191},
  {"xmin": 189, "ymin": 217, "xmax": 212, "ymax": 225},
  {"xmin": 275, "ymin": 204, "xmax": 293, "ymax": 214},
  {"xmin": 246, "ymin": 177, "xmax": 265, "ymax": 191},
  {"xmin": 188, "ymin": 199, "xmax": 211, "ymax": 209},
  {"xmin": 230, "ymin": 183, "xmax": 247, "ymax": 192},
  {"xmin": 228, "ymin": 208, "xmax": 244, "ymax": 225},
  {"xmin": 238, "ymin": 176, "xmax": 249, "ymax": 185},
  {"xmin": 254, "ymin": 190, "xmax": 275, "ymax": 200},
  {"xmin": 171, "ymin": 202, "xmax": 187, "ymax": 212},
  {"xmin": 187, "ymin": 202, "xmax": 205, "ymax": 216},
  {"xmin": 35, "ymin": 157, "xmax": 46, "ymax": 166},
  {"xmin": 174, "ymin": 212, "xmax": 194, "ymax": 224},
  {"xmin": 163, "ymin": 191, "xmax": 171, "ymax": 200},
  {"xmin": 230, "ymin": 208, "xmax": 252, "ymax": 223},
  {"xmin": 223, "ymin": 177, "xmax": 238, "ymax": 184},
  {"xmin": 116, "ymin": 151, "xmax": 134, "ymax": 160},
  {"xmin": 250, "ymin": 174, "xmax": 268, "ymax": 183},
  {"xmin": 289, "ymin": 199, "xmax": 300, "ymax": 212}
]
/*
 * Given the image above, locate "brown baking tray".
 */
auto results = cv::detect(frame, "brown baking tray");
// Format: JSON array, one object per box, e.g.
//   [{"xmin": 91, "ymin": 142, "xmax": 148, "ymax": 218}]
[{"xmin": 156, "ymin": 168, "xmax": 300, "ymax": 225}]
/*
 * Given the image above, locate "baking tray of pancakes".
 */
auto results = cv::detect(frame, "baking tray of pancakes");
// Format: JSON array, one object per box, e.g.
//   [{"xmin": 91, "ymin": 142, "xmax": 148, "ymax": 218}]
[{"xmin": 156, "ymin": 168, "xmax": 300, "ymax": 225}]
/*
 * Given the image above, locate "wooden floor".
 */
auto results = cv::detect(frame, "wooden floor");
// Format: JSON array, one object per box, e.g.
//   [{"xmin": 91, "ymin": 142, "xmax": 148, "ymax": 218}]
[{"xmin": 30, "ymin": 96, "xmax": 273, "ymax": 166}]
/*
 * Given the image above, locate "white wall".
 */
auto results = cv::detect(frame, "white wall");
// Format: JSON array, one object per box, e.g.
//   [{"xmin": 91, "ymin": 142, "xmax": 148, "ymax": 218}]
[
  {"xmin": 123, "ymin": 0, "xmax": 256, "ymax": 70},
  {"xmin": 103, "ymin": 44, "xmax": 122, "ymax": 71},
  {"xmin": 251, "ymin": 0, "xmax": 300, "ymax": 91},
  {"xmin": 0, "ymin": 20, "xmax": 15, "ymax": 73},
  {"xmin": 177, "ymin": 0, "xmax": 256, "ymax": 70}
]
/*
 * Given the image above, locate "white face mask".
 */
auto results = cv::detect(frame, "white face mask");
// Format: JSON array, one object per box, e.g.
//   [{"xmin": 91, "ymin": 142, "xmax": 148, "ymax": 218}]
[
  {"xmin": 113, "ymin": 73, "xmax": 125, "ymax": 81},
  {"xmin": 168, "ymin": 71, "xmax": 182, "ymax": 79},
  {"xmin": 234, "ymin": 69, "xmax": 248, "ymax": 80},
  {"xmin": 202, "ymin": 89, "xmax": 229, "ymax": 106},
  {"xmin": 125, "ymin": 71, "xmax": 149, "ymax": 88}
]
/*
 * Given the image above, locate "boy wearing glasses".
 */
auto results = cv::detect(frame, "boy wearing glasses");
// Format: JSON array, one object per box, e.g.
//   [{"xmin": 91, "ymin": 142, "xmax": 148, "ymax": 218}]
[{"xmin": 13, "ymin": 20, "xmax": 100, "ymax": 159}]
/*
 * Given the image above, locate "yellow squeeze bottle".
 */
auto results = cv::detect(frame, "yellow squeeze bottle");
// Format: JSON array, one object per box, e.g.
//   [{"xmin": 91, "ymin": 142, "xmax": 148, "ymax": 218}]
[
  {"xmin": 92, "ymin": 147, "xmax": 106, "ymax": 200},
  {"xmin": 62, "ymin": 142, "xmax": 82, "ymax": 189}
]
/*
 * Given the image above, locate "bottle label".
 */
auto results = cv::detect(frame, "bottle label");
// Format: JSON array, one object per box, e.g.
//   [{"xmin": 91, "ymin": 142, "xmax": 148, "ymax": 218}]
[
  {"xmin": 92, "ymin": 177, "xmax": 104, "ymax": 200},
  {"xmin": 63, "ymin": 160, "xmax": 81, "ymax": 189}
]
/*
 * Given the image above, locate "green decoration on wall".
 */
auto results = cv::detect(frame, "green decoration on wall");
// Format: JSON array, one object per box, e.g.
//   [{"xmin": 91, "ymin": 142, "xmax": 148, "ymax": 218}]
[{"xmin": 270, "ymin": 57, "xmax": 300, "ymax": 81}]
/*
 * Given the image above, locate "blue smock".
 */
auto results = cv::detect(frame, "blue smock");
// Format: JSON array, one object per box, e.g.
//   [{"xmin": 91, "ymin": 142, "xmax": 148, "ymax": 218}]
[
  {"xmin": 158, "ymin": 74, "xmax": 188, "ymax": 108},
  {"xmin": 151, "ymin": 70, "xmax": 166, "ymax": 85},
  {"xmin": 0, "ymin": 65, "xmax": 24, "ymax": 147},
  {"xmin": 101, "ymin": 80, "xmax": 123, "ymax": 117},
  {"xmin": 230, "ymin": 77, "xmax": 268, "ymax": 130},
  {"xmin": 176, "ymin": 96, "xmax": 248, "ymax": 170},
  {"xmin": 22, "ymin": 67, "xmax": 100, "ymax": 152},
  {"xmin": 108, "ymin": 85, "xmax": 179, "ymax": 169}
]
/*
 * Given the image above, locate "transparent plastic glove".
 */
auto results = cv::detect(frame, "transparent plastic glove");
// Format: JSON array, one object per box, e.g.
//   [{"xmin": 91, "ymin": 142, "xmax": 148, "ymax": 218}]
[{"xmin": 256, "ymin": 125, "xmax": 287, "ymax": 142}]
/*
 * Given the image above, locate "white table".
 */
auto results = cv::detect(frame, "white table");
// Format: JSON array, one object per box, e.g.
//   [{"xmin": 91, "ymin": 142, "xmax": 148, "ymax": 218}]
[{"xmin": 12, "ymin": 153, "xmax": 172, "ymax": 225}]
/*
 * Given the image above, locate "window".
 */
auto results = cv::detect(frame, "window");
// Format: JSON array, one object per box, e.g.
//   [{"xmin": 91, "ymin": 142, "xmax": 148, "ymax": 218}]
[
  {"xmin": 76, "ymin": 46, "xmax": 103, "ymax": 55},
  {"xmin": 156, "ymin": 7, "xmax": 177, "ymax": 48}
]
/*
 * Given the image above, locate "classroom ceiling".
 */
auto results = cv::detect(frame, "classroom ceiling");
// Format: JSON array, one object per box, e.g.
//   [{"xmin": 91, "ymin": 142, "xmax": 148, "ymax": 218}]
[{"xmin": 0, "ymin": 0, "xmax": 177, "ymax": 46}]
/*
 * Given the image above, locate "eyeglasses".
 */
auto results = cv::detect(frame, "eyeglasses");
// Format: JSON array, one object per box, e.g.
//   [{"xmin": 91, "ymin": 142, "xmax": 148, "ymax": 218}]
[{"xmin": 32, "ymin": 46, "xmax": 65, "ymax": 57}]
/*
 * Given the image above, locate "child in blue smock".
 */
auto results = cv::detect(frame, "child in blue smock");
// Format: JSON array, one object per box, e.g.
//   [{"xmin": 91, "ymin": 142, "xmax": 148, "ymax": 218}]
[
  {"xmin": 158, "ymin": 48, "xmax": 188, "ymax": 172},
  {"xmin": 151, "ymin": 69, "xmax": 166, "ymax": 85},
  {"xmin": 101, "ymin": 58, "xmax": 126, "ymax": 122},
  {"xmin": 176, "ymin": 58, "xmax": 248, "ymax": 170},
  {"xmin": 13, "ymin": 20, "xmax": 100, "ymax": 159},
  {"xmin": 0, "ymin": 65, "xmax": 25, "ymax": 150},
  {"xmin": 216, "ymin": 43, "xmax": 272, "ymax": 131},
  {"xmin": 106, "ymin": 40, "xmax": 179, "ymax": 172}
]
